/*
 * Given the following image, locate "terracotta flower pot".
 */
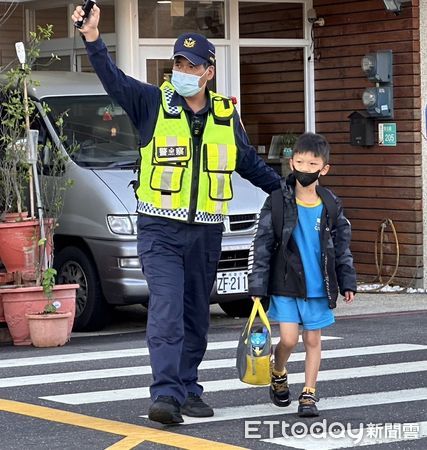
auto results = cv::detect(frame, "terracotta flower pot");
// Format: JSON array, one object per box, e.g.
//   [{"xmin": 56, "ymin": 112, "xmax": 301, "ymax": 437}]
[
  {"xmin": 0, "ymin": 219, "xmax": 39, "ymax": 274},
  {"xmin": 3, "ymin": 212, "xmax": 29, "ymax": 223},
  {"xmin": 0, "ymin": 218, "xmax": 54, "ymax": 276},
  {"xmin": 26, "ymin": 311, "xmax": 72, "ymax": 347},
  {"xmin": 0, "ymin": 291, "xmax": 4, "ymax": 323},
  {"xmin": 2, "ymin": 284, "xmax": 78, "ymax": 345}
]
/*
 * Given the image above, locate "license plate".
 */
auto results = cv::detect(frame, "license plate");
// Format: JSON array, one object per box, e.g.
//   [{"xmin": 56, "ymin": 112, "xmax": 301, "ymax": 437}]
[{"xmin": 216, "ymin": 270, "xmax": 248, "ymax": 294}]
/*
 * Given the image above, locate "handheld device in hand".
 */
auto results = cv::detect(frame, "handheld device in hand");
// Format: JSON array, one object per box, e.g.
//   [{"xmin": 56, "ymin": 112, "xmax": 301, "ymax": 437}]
[{"xmin": 75, "ymin": 0, "xmax": 96, "ymax": 29}]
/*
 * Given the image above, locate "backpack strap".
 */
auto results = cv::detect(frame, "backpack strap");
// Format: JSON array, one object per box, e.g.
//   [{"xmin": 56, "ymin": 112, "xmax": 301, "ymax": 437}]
[
  {"xmin": 271, "ymin": 189, "xmax": 283, "ymax": 242},
  {"xmin": 317, "ymin": 185, "xmax": 338, "ymax": 229}
]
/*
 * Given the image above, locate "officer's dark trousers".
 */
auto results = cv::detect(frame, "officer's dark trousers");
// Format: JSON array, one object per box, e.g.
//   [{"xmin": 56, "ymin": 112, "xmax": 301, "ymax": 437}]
[{"xmin": 137, "ymin": 214, "xmax": 223, "ymax": 405}]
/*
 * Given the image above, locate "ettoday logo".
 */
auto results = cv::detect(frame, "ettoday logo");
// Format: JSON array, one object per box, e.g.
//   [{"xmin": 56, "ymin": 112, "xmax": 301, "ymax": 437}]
[
  {"xmin": 244, "ymin": 420, "xmax": 421, "ymax": 444},
  {"xmin": 245, "ymin": 419, "xmax": 364, "ymax": 443}
]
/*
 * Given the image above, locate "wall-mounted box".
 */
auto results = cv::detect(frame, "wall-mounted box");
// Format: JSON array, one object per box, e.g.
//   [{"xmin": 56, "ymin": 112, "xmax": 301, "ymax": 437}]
[{"xmin": 349, "ymin": 111, "xmax": 375, "ymax": 147}]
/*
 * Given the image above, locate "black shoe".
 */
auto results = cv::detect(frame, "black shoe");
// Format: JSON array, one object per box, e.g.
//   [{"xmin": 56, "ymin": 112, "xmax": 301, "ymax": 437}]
[
  {"xmin": 148, "ymin": 396, "xmax": 183, "ymax": 424},
  {"xmin": 297, "ymin": 391, "xmax": 319, "ymax": 417},
  {"xmin": 181, "ymin": 393, "xmax": 214, "ymax": 417},
  {"xmin": 269, "ymin": 372, "xmax": 291, "ymax": 407}
]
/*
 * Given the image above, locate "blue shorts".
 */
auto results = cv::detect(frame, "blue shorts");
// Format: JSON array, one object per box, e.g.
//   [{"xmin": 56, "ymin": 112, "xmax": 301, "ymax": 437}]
[{"xmin": 268, "ymin": 296, "xmax": 335, "ymax": 330}]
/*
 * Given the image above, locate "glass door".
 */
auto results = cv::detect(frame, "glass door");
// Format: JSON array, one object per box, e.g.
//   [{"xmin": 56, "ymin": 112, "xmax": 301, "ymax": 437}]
[{"xmin": 234, "ymin": 0, "xmax": 313, "ymax": 176}]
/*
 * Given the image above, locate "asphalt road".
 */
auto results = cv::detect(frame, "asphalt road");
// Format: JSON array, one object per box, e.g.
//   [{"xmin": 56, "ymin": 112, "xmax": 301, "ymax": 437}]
[{"xmin": 0, "ymin": 308, "xmax": 426, "ymax": 449}]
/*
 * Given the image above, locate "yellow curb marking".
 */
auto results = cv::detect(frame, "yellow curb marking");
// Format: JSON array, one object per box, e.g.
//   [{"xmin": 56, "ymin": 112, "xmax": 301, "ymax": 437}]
[
  {"xmin": 0, "ymin": 399, "xmax": 247, "ymax": 449},
  {"xmin": 105, "ymin": 435, "xmax": 149, "ymax": 449}
]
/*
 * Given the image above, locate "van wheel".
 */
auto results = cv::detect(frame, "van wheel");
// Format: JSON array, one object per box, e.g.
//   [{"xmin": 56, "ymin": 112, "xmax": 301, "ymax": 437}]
[
  {"xmin": 218, "ymin": 297, "xmax": 270, "ymax": 318},
  {"xmin": 54, "ymin": 246, "xmax": 112, "ymax": 331}
]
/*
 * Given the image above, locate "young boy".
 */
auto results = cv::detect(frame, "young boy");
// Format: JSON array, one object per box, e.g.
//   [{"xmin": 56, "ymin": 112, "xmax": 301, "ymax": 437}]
[{"xmin": 248, "ymin": 132, "xmax": 357, "ymax": 417}]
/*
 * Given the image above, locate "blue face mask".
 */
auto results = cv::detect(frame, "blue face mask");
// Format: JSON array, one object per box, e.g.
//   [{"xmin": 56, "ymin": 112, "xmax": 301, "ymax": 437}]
[{"xmin": 171, "ymin": 69, "xmax": 207, "ymax": 97}]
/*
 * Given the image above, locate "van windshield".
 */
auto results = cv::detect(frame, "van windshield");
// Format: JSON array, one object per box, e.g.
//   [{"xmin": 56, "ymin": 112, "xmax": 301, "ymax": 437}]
[{"xmin": 45, "ymin": 95, "xmax": 139, "ymax": 169}]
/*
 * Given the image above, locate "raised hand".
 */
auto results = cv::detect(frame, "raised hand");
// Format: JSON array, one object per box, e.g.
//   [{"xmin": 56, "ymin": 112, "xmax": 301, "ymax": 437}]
[{"xmin": 71, "ymin": 2, "xmax": 100, "ymax": 41}]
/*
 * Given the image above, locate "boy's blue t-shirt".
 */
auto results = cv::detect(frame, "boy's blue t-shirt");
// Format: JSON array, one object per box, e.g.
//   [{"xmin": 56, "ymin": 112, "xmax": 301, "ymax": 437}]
[{"xmin": 292, "ymin": 198, "xmax": 327, "ymax": 298}]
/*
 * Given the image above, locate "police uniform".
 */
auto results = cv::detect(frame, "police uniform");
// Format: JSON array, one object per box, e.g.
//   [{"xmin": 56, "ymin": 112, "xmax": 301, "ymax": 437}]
[{"xmin": 85, "ymin": 32, "xmax": 281, "ymax": 413}]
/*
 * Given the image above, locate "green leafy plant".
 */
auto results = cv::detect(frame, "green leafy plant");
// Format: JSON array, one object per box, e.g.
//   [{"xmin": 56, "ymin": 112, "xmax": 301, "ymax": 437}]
[
  {"xmin": 1, "ymin": 25, "xmax": 75, "ymax": 314},
  {"xmin": 279, "ymin": 133, "xmax": 298, "ymax": 177},
  {"xmin": 282, "ymin": 133, "xmax": 298, "ymax": 154},
  {"xmin": 41, "ymin": 267, "xmax": 58, "ymax": 313},
  {"xmin": 0, "ymin": 25, "xmax": 55, "ymax": 218}
]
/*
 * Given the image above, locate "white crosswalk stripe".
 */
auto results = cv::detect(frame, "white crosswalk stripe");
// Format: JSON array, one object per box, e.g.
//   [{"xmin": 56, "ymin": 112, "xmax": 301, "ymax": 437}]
[
  {"xmin": 177, "ymin": 388, "xmax": 427, "ymax": 425},
  {"xmin": 0, "ymin": 343, "xmax": 422, "ymax": 388},
  {"xmin": 1, "ymin": 335, "xmax": 426, "ymax": 448},
  {"xmin": 0, "ymin": 335, "xmax": 340, "ymax": 369},
  {"xmin": 41, "ymin": 360, "xmax": 427, "ymax": 405}
]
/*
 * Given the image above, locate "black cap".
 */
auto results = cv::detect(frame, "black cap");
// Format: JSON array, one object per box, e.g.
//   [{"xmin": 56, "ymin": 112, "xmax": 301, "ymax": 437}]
[{"xmin": 173, "ymin": 33, "xmax": 215, "ymax": 66}]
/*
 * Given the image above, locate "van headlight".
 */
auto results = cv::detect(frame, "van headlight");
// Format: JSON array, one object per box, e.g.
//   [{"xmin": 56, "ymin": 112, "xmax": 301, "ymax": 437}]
[{"xmin": 107, "ymin": 215, "xmax": 138, "ymax": 235}]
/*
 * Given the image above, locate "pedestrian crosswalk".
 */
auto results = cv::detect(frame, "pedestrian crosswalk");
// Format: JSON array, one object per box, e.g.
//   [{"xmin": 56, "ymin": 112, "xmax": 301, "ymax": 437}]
[
  {"xmin": 180, "ymin": 388, "xmax": 427, "ymax": 425},
  {"xmin": 0, "ymin": 343, "xmax": 422, "ymax": 389},
  {"xmin": 1, "ymin": 334, "xmax": 426, "ymax": 449},
  {"xmin": 39, "ymin": 359, "xmax": 427, "ymax": 405},
  {"xmin": 0, "ymin": 335, "xmax": 339, "ymax": 369}
]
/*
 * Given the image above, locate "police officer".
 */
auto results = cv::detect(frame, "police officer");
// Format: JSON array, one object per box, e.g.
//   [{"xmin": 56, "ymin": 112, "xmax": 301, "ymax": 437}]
[{"xmin": 72, "ymin": 4, "xmax": 281, "ymax": 425}]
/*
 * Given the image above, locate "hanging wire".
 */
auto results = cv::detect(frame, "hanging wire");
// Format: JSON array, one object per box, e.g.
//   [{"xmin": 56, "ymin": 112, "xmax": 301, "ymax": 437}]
[
  {"xmin": 374, "ymin": 218, "xmax": 400, "ymax": 285},
  {"xmin": 0, "ymin": 59, "xmax": 17, "ymax": 75},
  {"xmin": 0, "ymin": 1, "xmax": 19, "ymax": 28},
  {"xmin": 0, "ymin": 1, "xmax": 23, "ymax": 74},
  {"xmin": 359, "ymin": 218, "xmax": 400, "ymax": 292}
]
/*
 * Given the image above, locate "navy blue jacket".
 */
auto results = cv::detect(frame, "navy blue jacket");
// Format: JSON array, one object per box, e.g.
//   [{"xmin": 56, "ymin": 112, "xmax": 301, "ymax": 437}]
[{"xmin": 85, "ymin": 38, "xmax": 281, "ymax": 194}]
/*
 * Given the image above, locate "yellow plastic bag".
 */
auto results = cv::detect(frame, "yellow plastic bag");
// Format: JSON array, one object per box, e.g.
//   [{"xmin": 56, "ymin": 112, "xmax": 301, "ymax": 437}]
[{"xmin": 236, "ymin": 298, "xmax": 272, "ymax": 385}]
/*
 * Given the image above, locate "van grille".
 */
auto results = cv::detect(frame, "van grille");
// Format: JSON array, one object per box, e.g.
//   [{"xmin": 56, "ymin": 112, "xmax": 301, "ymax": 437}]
[
  {"xmin": 228, "ymin": 214, "xmax": 257, "ymax": 232},
  {"xmin": 218, "ymin": 250, "xmax": 249, "ymax": 271}
]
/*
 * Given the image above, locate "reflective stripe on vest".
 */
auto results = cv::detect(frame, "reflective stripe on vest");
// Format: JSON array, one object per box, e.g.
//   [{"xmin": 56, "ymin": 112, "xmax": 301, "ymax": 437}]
[{"xmin": 136, "ymin": 82, "xmax": 237, "ymax": 221}]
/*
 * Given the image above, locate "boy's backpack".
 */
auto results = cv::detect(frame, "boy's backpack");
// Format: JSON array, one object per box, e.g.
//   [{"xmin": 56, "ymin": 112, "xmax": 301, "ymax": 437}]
[{"xmin": 271, "ymin": 185, "xmax": 338, "ymax": 242}]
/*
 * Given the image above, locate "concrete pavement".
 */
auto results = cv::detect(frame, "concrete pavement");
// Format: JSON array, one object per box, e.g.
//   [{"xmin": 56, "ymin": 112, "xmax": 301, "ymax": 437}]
[
  {"xmin": 2, "ymin": 290, "xmax": 427, "ymax": 344},
  {"xmin": 334, "ymin": 291, "xmax": 427, "ymax": 317}
]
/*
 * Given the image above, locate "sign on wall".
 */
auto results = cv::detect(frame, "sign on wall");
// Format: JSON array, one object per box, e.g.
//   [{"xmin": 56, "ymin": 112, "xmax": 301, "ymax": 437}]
[{"xmin": 378, "ymin": 123, "xmax": 397, "ymax": 146}]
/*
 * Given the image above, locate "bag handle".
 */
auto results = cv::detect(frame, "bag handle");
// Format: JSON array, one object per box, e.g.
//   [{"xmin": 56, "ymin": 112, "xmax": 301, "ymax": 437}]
[{"xmin": 243, "ymin": 298, "xmax": 271, "ymax": 339}]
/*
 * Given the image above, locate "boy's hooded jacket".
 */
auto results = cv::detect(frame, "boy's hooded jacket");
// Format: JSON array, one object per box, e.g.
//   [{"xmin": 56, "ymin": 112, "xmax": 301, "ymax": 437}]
[{"xmin": 248, "ymin": 175, "xmax": 357, "ymax": 308}]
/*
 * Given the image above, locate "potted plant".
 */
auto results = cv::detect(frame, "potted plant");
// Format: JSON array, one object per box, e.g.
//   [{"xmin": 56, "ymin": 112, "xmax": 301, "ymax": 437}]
[
  {"xmin": 0, "ymin": 26, "xmax": 58, "ymax": 278},
  {"xmin": 281, "ymin": 132, "xmax": 298, "ymax": 177},
  {"xmin": 25, "ymin": 268, "xmax": 72, "ymax": 347},
  {"xmin": 0, "ymin": 26, "xmax": 79, "ymax": 346},
  {"xmin": 0, "ymin": 71, "xmax": 38, "ymax": 277}
]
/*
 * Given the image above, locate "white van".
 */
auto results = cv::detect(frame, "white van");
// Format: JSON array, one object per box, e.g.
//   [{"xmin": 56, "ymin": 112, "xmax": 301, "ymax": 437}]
[{"xmin": 21, "ymin": 71, "xmax": 267, "ymax": 330}]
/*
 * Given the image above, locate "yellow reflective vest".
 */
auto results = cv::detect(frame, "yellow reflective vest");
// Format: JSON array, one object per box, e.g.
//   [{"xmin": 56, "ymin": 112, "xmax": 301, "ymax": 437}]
[{"xmin": 136, "ymin": 81, "xmax": 238, "ymax": 223}]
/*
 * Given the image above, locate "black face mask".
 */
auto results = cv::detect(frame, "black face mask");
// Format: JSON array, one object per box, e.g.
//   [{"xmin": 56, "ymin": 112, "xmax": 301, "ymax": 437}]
[{"xmin": 293, "ymin": 169, "xmax": 320, "ymax": 187}]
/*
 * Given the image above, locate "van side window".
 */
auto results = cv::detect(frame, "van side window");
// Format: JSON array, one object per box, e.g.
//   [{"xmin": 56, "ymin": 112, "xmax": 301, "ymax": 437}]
[
  {"xmin": 31, "ymin": 116, "xmax": 50, "ymax": 167},
  {"xmin": 43, "ymin": 95, "xmax": 139, "ymax": 168},
  {"xmin": 31, "ymin": 116, "xmax": 65, "ymax": 176}
]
